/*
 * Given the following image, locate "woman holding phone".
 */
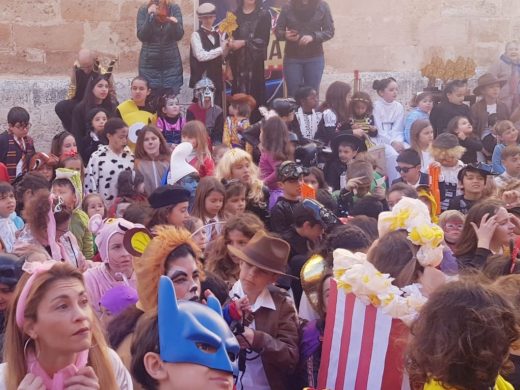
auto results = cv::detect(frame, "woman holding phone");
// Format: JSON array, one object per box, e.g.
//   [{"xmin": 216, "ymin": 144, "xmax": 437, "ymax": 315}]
[{"xmin": 275, "ymin": 0, "xmax": 335, "ymax": 98}]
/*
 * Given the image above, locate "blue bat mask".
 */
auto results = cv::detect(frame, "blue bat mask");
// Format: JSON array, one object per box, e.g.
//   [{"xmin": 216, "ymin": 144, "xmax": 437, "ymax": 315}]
[{"xmin": 158, "ymin": 276, "xmax": 239, "ymax": 373}]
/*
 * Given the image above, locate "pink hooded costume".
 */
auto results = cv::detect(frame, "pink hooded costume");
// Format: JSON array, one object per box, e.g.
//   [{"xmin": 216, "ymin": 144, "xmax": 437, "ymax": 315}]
[{"xmin": 83, "ymin": 215, "xmax": 139, "ymax": 318}]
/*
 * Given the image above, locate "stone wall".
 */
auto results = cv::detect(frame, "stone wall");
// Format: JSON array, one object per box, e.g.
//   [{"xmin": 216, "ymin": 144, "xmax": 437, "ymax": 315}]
[{"xmin": 1, "ymin": 0, "xmax": 519, "ymax": 150}]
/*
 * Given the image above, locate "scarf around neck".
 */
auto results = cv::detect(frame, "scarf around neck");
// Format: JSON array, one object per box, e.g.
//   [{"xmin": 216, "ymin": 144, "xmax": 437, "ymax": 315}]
[{"xmin": 26, "ymin": 349, "xmax": 89, "ymax": 390}]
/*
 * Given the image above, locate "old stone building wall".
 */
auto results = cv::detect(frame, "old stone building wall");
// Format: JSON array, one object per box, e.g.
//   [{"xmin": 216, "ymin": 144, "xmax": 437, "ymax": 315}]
[{"xmin": 0, "ymin": 0, "xmax": 519, "ymax": 149}]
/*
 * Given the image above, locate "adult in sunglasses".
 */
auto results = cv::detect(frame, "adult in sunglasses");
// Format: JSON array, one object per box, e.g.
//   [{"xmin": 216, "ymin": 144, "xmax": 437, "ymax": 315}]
[{"xmin": 391, "ymin": 149, "xmax": 429, "ymax": 187}]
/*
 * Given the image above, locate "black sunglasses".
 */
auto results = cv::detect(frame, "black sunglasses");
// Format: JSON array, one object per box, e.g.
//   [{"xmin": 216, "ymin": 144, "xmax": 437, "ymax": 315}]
[{"xmin": 395, "ymin": 165, "xmax": 418, "ymax": 173}]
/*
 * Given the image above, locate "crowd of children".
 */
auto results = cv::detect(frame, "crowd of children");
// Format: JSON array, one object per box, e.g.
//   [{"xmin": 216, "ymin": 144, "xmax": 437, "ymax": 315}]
[{"xmin": 4, "ymin": 16, "xmax": 520, "ymax": 390}]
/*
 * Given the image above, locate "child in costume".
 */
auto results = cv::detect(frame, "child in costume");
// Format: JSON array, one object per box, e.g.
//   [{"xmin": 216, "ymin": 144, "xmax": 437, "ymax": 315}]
[
  {"xmin": 181, "ymin": 120, "xmax": 215, "ymax": 178},
  {"xmin": 0, "ymin": 107, "xmax": 36, "ymax": 183},
  {"xmin": 147, "ymin": 185, "xmax": 191, "ymax": 230},
  {"xmin": 324, "ymin": 133, "xmax": 366, "ymax": 191},
  {"xmin": 83, "ymin": 215, "xmax": 139, "ymax": 318},
  {"xmin": 222, "ymin": 93, "xmax": 256, "ymax": 150},
  {"xmin": 85, "ymin": 118, "xmax": 135, "ymax": 206},
  {"xmin": 470, "ymin": 73, "xmax": 510, "ymax": 158},
  {"xmin": 270, "ymin": 161, "xmax": 307, "ymax": 234},
  {"xmin": 215, "ymin": 147, "xmax": 271, "ymax": 228},
  {"xmin": 292, "ymin": 86, "xmax": 323, "ymax": 142},
  {"xmin": 14, "ymin": 190, "xmax": 87, "ymax": 270},
  {"xmin": 116, "ymin": 76, "xmax": 155, "ymax": 152},
  {"xmin": 107, "ymin": 225, "xmax": 203, "ymax": 382},
  {"xmin": 318, "ymin": 81, "xmax": 352, "ymax": 145},
  {"xmin": 28, "ymin": 152, "xmax": 59, "ymax": 182},
  {"xmin": 130, "ymin": 276, "xmax": 239, "ymax": 390},
  {"xmin": 404, "ymin": 91, "xmax": 433, "ymax": 144},
  {"xmin": 406, "ymin": 279, "xmax": 517, "ymax": 390},
  {"xmin": 430, "ymin": 133, "xmax": 466, "ymax": 211},
  {"xmin": 187, "ymin": 77, "xmax": 224, "ymax": 145},
  {"xmin": 347, "ymin": 91, "xmax": 378, "ymax": 147},
  {"xmin": 225, "ymin": 230, "xmax": 300, "ymax": 390},
  {"xmin": 156, "ymin": 94, "xmax": 186, "ymax": 147},
  {"xmin": 52, "ymin": 168, "xmax": 94, "ymax": 259},
  {"xmin": 372, "ymin": 77, "xmax": 406, "ymax": 152},
  {"xmin": 165, "ymin": 142, "xmax": 200, "ymax": 210},
  {"xmin": 189, "ymin": 2, "xmax": 226, "ymax": 107},
  {"xmin": 430, "ymin": 80, "xmax": 470, "ymax": 135}
]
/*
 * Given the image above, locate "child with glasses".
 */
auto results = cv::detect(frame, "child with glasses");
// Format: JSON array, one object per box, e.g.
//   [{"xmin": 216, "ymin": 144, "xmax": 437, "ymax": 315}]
[
  {"xmin": 0, "ymin": 107, "xmax": 36, "ymax": 183},
  {"xmin": 392, "ymin": 149, "xmax": 429, "ymax": 187}
]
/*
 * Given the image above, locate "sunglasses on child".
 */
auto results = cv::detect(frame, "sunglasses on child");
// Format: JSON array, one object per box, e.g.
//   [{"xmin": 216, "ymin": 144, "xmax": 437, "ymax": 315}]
[{"xmin": 395, "ymin": 165, "xmax": 418, "ymax": 173}]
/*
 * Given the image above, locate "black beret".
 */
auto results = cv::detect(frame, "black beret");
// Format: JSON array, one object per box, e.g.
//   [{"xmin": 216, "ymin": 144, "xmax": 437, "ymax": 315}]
[{"xmin": 148, "ymin": 185, "xmax": 190, "ymax": 209}]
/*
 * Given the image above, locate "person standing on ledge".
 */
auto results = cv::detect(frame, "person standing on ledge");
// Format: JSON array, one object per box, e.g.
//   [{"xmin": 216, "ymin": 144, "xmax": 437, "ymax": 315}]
[
  {"xmin": 137, "ymin": 0, "xmax": 184, "ymax": 106},
  {"xmin": 189, "ymin": 3, "xmax": 229, "ymax": 107},
  {"xmin": 275, "ymin": 0, "xmax": 335, "ymax": 98}
]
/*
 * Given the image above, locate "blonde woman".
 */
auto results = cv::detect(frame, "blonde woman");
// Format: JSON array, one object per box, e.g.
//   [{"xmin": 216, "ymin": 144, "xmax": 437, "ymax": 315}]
[{"xmin": 1, "ymin": 261, "xmax": 132, "ymax": 389}]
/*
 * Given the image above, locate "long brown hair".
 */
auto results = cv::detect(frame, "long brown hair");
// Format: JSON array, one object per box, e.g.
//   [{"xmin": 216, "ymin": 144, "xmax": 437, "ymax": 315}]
[
  {"xmin": 4, "ymin": 262, "xmax": 118, "ymax": 390},
  {"xmin": 134, "ymin": 125, "xmax": 170, "ymax": 162},
  {"xmin": 259, "ymin": 116, "xmax": 291, "ymax": 161},
  {"xmin": 320, "ymin": 81, "xmax": 351, "ymax": 123},
  {"xmin": 181, "ymin": 120, "xmax": 211, "ymax": 168},
  {"xmin": 191, "ymin": 177, "xmax": 225, "ymax": 221},
  {"xmin": 367, "ymin": 230, "xmax": 422, "ymax": 287},
  {"xmin": 454, "ymin": 198, "xmax": 505, "ymax": 258},
  {"xmin": 406, "ymin": 278, "xmax": 518, "ymax": 390},
  {"xmin": 205, "ymin": 213, "xmax": 264, "ymax": 284}
]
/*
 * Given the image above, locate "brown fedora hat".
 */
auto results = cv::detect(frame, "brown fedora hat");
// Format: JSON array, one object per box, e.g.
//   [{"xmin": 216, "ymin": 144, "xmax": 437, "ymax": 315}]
[
  {"xmin": 473, "ymin": 73, "xmax": 507, "ymax": 96},
  {"xmin": 227, "ymin": 230, "xmax": 295, "ymax": 277}
]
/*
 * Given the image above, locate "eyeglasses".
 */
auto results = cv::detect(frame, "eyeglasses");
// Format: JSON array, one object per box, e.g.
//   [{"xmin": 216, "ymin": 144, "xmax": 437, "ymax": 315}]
[
  {"xmin": 13, "ymin": 123, "xmax": 31, "ymax": 130},
  {"xmin": 395, "ymin": 165, "xmax": 417, "ymax": 173}
]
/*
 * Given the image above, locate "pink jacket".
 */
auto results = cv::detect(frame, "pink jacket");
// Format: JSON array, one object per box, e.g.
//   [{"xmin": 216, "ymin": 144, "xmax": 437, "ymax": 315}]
[{"xmin": 259, "ymin": 151, "xmax": 280, "ymax": 191}]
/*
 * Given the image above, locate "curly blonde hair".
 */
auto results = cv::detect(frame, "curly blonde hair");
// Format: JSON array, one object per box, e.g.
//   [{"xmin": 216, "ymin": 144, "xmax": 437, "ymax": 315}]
[{"xmin": 215, "ymin": 148, "xmax": 265, "ymax": 204}]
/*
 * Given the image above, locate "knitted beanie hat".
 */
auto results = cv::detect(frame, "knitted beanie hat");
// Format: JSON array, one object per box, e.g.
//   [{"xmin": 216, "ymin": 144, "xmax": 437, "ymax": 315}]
[{"xmin": 431, "ymin": 133, "xmax": 459, "ymax": 150}]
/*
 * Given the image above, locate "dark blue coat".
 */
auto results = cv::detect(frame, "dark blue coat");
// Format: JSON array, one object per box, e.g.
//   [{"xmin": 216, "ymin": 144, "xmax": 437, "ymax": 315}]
[{"xmin": 137, "ymin": 4, "xmax": 184, "ymax": 92}]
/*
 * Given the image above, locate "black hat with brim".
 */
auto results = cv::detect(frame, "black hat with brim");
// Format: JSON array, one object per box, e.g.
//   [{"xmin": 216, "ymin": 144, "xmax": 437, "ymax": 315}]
[
  {"xmin": 331, "ymin": 132, "xmax": 367, "ymax": 154},
  {"xmin": 149, "ymin": 185, "xmax": 191, "ymax": 209}
]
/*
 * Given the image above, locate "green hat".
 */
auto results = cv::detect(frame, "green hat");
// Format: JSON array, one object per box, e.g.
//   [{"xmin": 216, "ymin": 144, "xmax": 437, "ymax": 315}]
[{"xmin": 54, "ymin": 168, "xmax": 83, "ymax": 209}]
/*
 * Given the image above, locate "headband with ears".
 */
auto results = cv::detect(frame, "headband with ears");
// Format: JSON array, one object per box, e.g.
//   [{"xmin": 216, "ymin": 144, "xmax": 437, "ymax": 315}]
[{"xmin": 123, "ymin": 227, "xmax": 154, "ymax": 257}]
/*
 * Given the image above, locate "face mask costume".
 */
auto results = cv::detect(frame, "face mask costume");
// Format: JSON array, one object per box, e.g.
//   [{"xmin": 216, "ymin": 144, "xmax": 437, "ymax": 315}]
[
  {"xmin": 158, "ymin": 275, "xmax": 239, "ymax": 374},
  {"xmin": 194, "ymin": 77, "xmax": 216, "ymax": 109}
]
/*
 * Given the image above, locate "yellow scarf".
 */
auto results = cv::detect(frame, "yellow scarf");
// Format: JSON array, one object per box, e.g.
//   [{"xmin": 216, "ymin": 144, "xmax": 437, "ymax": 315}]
[{"xmin": 424, "ymin": 375, "xmax": 513, "ymax": 390}]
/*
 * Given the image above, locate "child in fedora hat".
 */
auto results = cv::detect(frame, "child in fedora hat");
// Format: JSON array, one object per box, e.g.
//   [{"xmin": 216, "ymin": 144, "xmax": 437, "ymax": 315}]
[
  {"xmin": 470, "ymin": 73, "xmax": 511, "ymax": 158},
  {"xmin": 226, "ymin": 230, "xmax": 299, "ymax": 390}
]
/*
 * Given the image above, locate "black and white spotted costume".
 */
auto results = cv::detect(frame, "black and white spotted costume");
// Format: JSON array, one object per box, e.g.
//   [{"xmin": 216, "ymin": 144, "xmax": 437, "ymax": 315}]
[{"xmin": 84, "ymin": 145, "xmax": 134, "ymax": 206}]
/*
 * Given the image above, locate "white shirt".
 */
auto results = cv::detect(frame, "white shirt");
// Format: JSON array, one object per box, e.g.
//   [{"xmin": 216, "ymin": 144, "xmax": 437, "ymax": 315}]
[
  {"xmin": 190, "ymin": 29, "xmax": 223, "ymax": 62},
  {"xmin": 420, "ymin": 150, "xmax": 434, "ymax": 174},
  {"xmin": 230, "ymin": 280, "xmax": 275, "ymax": 390},
  {"xmin": 373, "ymin": 98, "xmax": 405, "ymax": 144}
]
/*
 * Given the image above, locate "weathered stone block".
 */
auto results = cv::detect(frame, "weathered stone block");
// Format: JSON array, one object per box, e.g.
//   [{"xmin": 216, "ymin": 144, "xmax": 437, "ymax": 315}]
[
  {"xmin": 13, "ymin": 23, "xmax": 84, "ymax": 51},
  {"xmin": 60, "ymin": 0, "xmax": 121, "ymax": 22}
]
